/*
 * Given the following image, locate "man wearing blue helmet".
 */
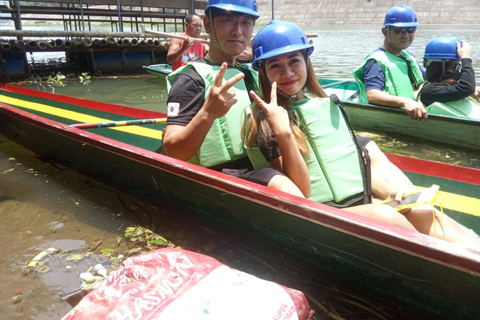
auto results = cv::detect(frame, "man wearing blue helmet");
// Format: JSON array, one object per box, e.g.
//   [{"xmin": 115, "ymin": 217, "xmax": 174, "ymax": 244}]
[
  {"xmin": 353, "ymin": 5, "xmax": 428, "ymax": 121},
  {"xmin": 163, "ymin": 0, "xmax": 304, "ymax": 195},
  {"xmin": 420, "ymin": 38, "xmax": 479, "ymax": 118}
]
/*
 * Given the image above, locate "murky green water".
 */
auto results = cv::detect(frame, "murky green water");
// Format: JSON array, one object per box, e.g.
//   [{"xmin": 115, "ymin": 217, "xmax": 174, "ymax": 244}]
[{"xmin": 2, "ymin": 24, "xmax": 480, "ymax": 319}]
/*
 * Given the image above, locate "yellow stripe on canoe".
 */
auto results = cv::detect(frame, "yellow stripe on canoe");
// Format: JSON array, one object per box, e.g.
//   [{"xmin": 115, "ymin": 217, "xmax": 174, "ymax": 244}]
[
  {"xmin": 437, "ymin": 190, "xmax": 479, "ymax": 217},
  {"xmin": 0, "ymin": 95, "xmax": 162, "ymax": 139},
  {"xmin": 412, "ymin": 186, "xmax": 479, "ymax": 217},
  {"xmin": 2, "ymin": 95, "xmax": 478, "ymax": 216}
]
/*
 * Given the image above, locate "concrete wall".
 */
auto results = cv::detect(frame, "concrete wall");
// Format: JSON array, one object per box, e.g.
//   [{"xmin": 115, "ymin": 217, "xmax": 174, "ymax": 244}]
[{"xmin": 256, "ymin": 0, "xmax": 480, "ymax": 26}]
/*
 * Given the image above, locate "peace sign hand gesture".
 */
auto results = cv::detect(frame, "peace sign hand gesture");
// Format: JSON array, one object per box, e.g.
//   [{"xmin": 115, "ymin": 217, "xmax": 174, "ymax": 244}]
[
  {"xmin": 249, "ymin": 82, "xmax": 292, "ymax": 137},
  {"xmin": 203, "ymin": 62, "xmax": 245, "ymax": 119}
]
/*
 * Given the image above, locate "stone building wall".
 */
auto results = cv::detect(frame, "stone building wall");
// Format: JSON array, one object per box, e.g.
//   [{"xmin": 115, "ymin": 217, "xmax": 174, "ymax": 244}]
[{"xmin": 256, "ymin": 0, "xmax": 480, "ymax": 26}]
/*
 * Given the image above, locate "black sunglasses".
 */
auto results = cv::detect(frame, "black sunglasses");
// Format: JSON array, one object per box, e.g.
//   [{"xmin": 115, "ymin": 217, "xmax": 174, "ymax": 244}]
[
  {"xmin": 450, "ymin": 62, "xmax": 462, "ymax": 72},
  {"xmin": 390, "ymin": 27, "xmax": 417, "ymax": 35}
]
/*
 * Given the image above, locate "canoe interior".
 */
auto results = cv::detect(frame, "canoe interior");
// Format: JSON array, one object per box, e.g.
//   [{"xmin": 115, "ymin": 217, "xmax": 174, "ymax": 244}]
[
  {"xmin": 1, "ymin": 84, "xmax": 480, "ymax": 319},
  {"xmin": 0, "ymin": 85, "xmax": 165, "ymax": 152}
]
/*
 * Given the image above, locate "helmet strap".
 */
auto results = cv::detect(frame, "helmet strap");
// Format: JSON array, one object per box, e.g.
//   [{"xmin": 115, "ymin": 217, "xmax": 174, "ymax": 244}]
[
  {"xmin": 441, "ymin": 60, "xmax": 446, "ymax": 79},
  {"xmin": 208, "ymin": 9, "xmax": 223, "ymax": 52},
  {"xmin": 386, "ymin": 26, "xmax": 392, "ymax": 44},
  {"xmin": 260, "ymin": 50, "xmax": 310, "ymax": 101}
]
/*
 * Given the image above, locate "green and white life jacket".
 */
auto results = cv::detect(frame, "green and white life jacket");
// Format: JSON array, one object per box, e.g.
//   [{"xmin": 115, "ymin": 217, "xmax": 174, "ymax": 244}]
[
  {"xmin": 246, "ymin": 97, "xmax": 368, "ymax": 207},
  {"xmin": 353, "ymin": 50, "xmax": 424, "ymax": 103},
  {"xmin": 167, "ymin": 62, "xmax": 258, "ymax": 167},
  {"xmin": 426, "ymin": 97, "xmax": 480, "ymax": 119}
]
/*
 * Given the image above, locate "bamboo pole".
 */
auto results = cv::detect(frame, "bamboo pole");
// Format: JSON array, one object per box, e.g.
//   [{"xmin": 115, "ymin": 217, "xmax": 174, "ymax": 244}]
[
  {"xmin": 141, "ymin": 25, "xmax": 209, "ymax": 44},
  {"xmin": 0, "ymin": 29, "xmax": 318, "ymax": 40}
]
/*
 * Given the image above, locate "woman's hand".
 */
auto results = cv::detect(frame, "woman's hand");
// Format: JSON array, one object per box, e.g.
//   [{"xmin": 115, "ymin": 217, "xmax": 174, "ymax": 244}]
[
  {"xmin": 249, "ymin": 82, "xmax": 291, "ymax": 137},
  {"xmin": 250, "ymin": 82, "xmax": 311, "ymax": 198}
]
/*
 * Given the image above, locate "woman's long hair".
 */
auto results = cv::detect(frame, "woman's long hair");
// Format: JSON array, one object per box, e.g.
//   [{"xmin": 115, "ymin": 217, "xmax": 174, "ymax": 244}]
[
  {"xmin": 425, "ymin": 61, "xmax": 458, "ymax": 85},
  {"xmin": 242, "ymin": 52, "xmax": 327, "ymax": 156}
]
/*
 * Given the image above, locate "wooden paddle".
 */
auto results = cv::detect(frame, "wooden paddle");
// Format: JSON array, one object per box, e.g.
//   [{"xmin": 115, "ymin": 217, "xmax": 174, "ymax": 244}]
[
  {"xmin": 141, "ymin": 25, "xmax": 317, "ymax": 45},
  {"xmin": 69, "ymin": 118, "xmax": 167, "ymax": 129},
  {"xmin": 141, "ymin": 25, "xmax": 209, "ymax": 44}
]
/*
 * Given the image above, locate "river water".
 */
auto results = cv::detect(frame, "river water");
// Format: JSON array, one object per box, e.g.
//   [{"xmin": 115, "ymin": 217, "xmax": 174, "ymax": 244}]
[{"xmin": 1, "ymin": 24, "xmax": 480, "ymax": 319}]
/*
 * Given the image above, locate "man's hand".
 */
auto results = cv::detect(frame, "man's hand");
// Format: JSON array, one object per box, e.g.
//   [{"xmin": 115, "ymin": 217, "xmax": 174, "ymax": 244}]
[
  {"xmin": 203, "ymin": 62, "xmax": 245, "ymax": 119},
  {"xmin": 182, "ymin": 36, "xmax": 194, "ymax": 50},
  {"xmin": 401, "ymin": 98, "xmax": 428, "ymax": 121},
  {"xmin": 457, "ymin": 41, "xmax": 471, "ymax": 60}
]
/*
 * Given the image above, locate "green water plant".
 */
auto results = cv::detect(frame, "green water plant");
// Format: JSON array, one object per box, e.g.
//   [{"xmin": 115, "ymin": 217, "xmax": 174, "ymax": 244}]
[
  {"xmin": 47, "ymin": 73, "xmax": 66, "ymax": 86},
  {"xmin": 79, "ymin": 72, "xmax": 91, "ymax": 85}
]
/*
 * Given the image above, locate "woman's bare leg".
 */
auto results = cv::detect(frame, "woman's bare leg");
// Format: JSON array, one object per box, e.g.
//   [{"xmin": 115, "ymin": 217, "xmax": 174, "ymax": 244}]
[
  {"xmin": 344, "ymin": 204, "xmax": 417, "ymax": 232},
  {"xmin": 267, "ymin": 174, "xmax": 305, "ymax": 198},
  {"xmin": 345, "ymin": 203, "xmax": 480, "ymax": 249},
  {"xmin": 403, "ymin": 206, "xmax": 480, "ymax": 248},
  {"xmin": 366, "ymin": 141, "xmax": 415, "ymax": 200}
]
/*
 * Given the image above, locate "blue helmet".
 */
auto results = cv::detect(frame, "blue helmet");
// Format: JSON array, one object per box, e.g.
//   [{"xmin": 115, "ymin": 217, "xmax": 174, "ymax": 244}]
[
  {"xmin": 205, "ymin": 0, "xmax": 259, "ymax": 19},
  {"xmin": 423, "ymin": 37, "xmax": 461, "ymax": 62},
  {"xmin": 251, "ymin": 20, "xmax": 313, "ymax": 71},
  {"xmin": 384, "ymin": 5, "xmax": 419, "ymax": 27}
]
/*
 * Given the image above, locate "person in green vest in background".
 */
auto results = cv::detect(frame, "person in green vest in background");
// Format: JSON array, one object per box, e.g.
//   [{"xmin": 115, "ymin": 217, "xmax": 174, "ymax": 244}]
[
  {"xmin": 163, "ymin": 0, "xmax": 304, "ymax": 197},
  {"xmin": 353, "ymin": 4, "xmax": 427, "ymax": 121},
  {"xmin": 419, "ymin": 37, "xmax": 480, "ymax": 119}
]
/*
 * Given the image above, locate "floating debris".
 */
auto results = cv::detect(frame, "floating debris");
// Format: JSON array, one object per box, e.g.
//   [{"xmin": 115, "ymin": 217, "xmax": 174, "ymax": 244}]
[{"xmin": 2, "ymin": 168, "xmax": 15, "ymax": 174}]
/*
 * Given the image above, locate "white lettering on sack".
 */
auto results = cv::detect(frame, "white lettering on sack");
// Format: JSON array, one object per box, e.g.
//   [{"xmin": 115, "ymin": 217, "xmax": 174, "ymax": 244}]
[
  {"xmin": 155, "ymin": 280, "xmax": 174, "ymax": 298},
  {"xmin": 108, "ymin": 304, "xmax": 134, "ymax": 320},
  {"xmin": 143, "ymin": 290, "xmax": 162, "ymax": 305},
  {"xmin": 147, "ymin": 267, "xmax": 166, "ymax": 287},
  {"xmin": 118, "ymin": 277, "xmax": 132, "ymax": 287},
  {"xmin": 132, "ymin": 296, "xmax": 155, "ymax": 319},
  {"xmin": 132, "ymin": 266, "xmax": 149, "ymax": 281},
  {"xmin": 106, "ymin": 253, "xmax": 199, "ymax": 320},
  {"xmin": 164, "ymin": 271, "xmax": 184, "ymax": 288},
  {"xmin": 173, "ymin": 255, "xmax": 195, "ymax": 277},
  {"xmin": 273, "ymin": 303, "xmax": 288, "ymax": 320},
  {"xmin": 283, "ymin": 306, "xmax": 297, "ymax": 320}
]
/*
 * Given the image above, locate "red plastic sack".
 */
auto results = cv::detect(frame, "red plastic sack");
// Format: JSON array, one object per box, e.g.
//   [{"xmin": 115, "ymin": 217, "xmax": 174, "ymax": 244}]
[{"xmin": 62, "ymin": 248, "xmax": 311, "ymax": 320}]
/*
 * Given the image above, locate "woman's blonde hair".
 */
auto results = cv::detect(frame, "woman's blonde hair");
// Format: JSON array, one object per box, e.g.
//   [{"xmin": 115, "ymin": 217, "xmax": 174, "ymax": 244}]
[{"xmin": 242, "ymin": 52, "xmax": 327, "ymax": 157}]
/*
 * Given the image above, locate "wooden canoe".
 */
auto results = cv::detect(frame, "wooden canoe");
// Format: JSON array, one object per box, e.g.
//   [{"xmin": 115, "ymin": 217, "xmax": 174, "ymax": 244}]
[
  {"xmin": 319, "ymin": 78, "xmax": 480, "ymax": 150},
  {"xmin": 140, "ymin": 69, "xmax": 480, "ymax": 149},
  {"xmin": 143, "ymin": 63, "xmax": 172, "ymax": 77},
  {"xmin": 1, "ymin": 84, "xmax": 480, "ymax": 319}
]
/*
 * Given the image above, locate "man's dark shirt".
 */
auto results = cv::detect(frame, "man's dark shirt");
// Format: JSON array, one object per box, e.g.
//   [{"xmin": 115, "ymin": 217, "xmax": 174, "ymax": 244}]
[
  {"xmin": 420, "ymin": 58, "xmax": 476, "ymax": 106},
  {"xmin": 166, "ymin": 59, "xmax": 256, "ymax": 125}
]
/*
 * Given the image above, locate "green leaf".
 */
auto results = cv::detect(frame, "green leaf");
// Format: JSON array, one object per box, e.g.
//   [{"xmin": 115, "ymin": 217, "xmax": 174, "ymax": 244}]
[
  {"xmin": 147, "ymin": 238, "xmax": 166, "ymax": 245},
  {"xmin": 100, "ymin": 248, "xmax": 113, "ymax": 254}
]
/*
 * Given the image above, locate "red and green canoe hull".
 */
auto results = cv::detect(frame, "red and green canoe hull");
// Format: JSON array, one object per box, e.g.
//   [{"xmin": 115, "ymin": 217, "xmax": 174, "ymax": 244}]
[{"xmin": 1, "ymin": 84, "xmax": 480, "ymax": 318}]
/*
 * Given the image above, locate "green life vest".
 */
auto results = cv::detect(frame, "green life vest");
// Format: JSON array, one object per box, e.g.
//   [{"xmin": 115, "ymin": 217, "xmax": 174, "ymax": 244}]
[
  {"xmin": 353, "ymin": 50, "xmax": 424, "ymax": 103},
  {"xmin": 246, "ymin": 98, "xmax": 367, "ymax": 207},
  {"xmin": 426, "ymin": 97, "xmax": 480, "ymax": 119},
  {"xmin": 166, "ymin": 62, "xmax": 258, "ymax": 167}
]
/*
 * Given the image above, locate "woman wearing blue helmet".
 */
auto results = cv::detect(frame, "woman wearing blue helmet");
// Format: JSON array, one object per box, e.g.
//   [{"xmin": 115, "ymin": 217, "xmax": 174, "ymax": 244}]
[
  {"xmin": 243, "ymin": 20, "xmax": 480, "ymax": 248},
  {"xmin": 419, "ymin": 37, "xmax": 480, "ymax": 118}
]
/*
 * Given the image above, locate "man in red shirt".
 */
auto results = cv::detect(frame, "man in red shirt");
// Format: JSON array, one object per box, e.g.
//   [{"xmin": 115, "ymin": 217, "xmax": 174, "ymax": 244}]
[{"xmin": 167, "ymin": 13, "xmax": 207, "ymax": 71}]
